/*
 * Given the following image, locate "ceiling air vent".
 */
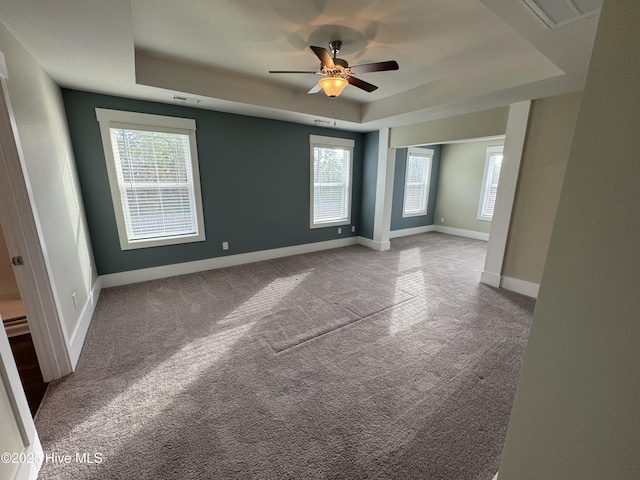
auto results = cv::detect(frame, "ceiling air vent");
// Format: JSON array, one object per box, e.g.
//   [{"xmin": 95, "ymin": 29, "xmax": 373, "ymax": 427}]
[
  {"xmin": 521, "ymin": 0, "xmax": 602, "ymax": 28},
  {"xmin": 173, "ymin": 95, "xmax": 201, "ymax": 105}
]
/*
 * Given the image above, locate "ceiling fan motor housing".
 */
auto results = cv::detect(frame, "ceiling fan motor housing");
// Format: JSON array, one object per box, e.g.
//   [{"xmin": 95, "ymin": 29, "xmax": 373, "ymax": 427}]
[{"xmin": 327, "ymin": 41, "xmax": 348, "ymax": 69}]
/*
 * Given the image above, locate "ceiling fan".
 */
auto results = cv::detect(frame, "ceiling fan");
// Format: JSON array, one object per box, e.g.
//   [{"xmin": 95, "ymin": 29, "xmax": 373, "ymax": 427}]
[{"xmin": 269, "ymin": 41, "xmax": 399, "ymax": 98}]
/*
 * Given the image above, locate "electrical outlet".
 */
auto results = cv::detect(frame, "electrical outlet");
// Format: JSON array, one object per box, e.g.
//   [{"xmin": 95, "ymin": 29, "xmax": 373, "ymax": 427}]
[
  {"xmin": 440, "ymin": 217, "xmax": 445, "ymax": 223},
  {"xmin": 222, "ymin": 241, "xmax": 229, "ymax": 251},
  {"xmin": 72, "ymin": 292, "xmax": 78, "ymax": 309},
  {"xmin": 337, "ymin": 227, "xmax": 342, "ymax": 234},
  {"xmin": 351, "ymin": 226, "xmax": 356, "ymax": 233}
]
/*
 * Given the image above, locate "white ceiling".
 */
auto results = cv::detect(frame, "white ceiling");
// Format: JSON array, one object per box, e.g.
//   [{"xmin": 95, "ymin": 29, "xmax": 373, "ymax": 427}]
[{"xmin": 0, "ymin": 0, "xmax": 601, "ymax": 131}]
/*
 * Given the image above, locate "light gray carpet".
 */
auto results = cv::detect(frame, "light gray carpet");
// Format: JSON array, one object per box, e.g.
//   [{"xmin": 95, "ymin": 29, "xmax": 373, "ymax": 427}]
[{"xmin": 35, "ymin": 233, "xmax": 534, "ymax": 479}]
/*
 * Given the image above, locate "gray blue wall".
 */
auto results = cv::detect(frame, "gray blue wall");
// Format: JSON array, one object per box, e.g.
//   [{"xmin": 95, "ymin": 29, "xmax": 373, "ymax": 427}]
[
  {"xmin": 62, "ymin": 89, "xmax": 364, "ymax": 275},
  {"xmin": 359, "ymin": 131, "xmax": 379, "ymax": 240},
  {"xmin": 390, "ymin": 145, "xmax": 441, "ymax": 231}
]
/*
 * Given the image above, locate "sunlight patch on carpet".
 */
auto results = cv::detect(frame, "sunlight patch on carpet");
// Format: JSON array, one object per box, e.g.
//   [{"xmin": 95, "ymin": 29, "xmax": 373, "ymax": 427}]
[
  {"xmin": 221, "ymin": 271, "xmax": 312, "ymax": 324},
  {"xmin": 59, "ymin": 322, "xmax": 253, "ymax": 446}
]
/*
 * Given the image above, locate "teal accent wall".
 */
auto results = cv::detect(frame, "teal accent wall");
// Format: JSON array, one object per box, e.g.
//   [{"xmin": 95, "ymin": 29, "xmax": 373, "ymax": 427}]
[
  {"xmin": 62, "ymin": 89, "xmax": 364, "ymax": 275},
  {"xmin": 390, "ymin": 145, "xmax": 441, "ymax": 231},
  {"xmin": 359, "ymin": 131, "xmax": 379, "ymax": 240}
]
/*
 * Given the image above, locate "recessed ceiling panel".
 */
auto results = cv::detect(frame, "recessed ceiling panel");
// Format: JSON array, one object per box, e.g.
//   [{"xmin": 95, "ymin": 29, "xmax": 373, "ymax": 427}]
[{"xmin": 521, "ymin": 0, "xmax": 602, "ymax": 28}]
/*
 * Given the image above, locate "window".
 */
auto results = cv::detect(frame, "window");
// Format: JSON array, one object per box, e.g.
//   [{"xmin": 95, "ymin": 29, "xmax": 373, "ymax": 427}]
[
  {"xmin": 309, "ymin": 135, "xmax": 354, "ymax": 229},
  {"xmin": 477, "ymin": 145, "xmax": 504, "ymax": 221},
  {"xmin": 402, "ymin": 147, "xmax": 434, "ymax": 217},
  {"xmin": 96, "ymin": 109, "xmax": 205, "ymax": 250}
]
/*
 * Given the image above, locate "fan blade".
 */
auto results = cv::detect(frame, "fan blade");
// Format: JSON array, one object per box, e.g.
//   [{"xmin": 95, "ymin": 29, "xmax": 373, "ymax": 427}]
[
  {"xmin": 269, "ymin": 70, "xmax": 319, "ymax": 74},
  {"xmin": 347, "ymin": 76, "xmax": 378, "ymax": 92},
  {"xmin": 348, "ymin": 60, "xmax": 399, "ymax": 74},
  {"xmin": 310, "ymin": 46, "xmax": 335, "ymax": 69},
  {"xmin": 307, "ymin": 83, "xmax": 323, "ymax": 94}
]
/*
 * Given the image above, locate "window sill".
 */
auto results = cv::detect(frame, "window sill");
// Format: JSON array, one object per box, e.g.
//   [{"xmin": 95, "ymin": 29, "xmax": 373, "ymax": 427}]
[
  {"xmin": 310, "ymin": 219, "xmax": 350, "ymax": 229},
  {"xmin": 119, "ymin": 232, "xmax": 206, "ymax": 251}
]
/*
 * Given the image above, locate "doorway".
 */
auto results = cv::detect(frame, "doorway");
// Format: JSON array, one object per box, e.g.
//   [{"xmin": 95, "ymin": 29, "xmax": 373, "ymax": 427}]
[{"xmin": 0, "ymin": 223, "xmax": 47, "ymax": 415}]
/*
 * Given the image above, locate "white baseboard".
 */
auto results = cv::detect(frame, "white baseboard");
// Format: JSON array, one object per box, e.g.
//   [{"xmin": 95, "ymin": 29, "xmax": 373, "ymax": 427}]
[
  {"xmin": 4, "ymin": 318, "xmax": 29, "ymax": 337},
  {"xmin": 481, "ymin": 271, "xmax": 539, "ymax": 298},
  {"xmin": 480, "ymin": 270, "xmax": 502, "ymax": 288},
  {"xmin": 434, "ymin": 225, "xmax": 490, "ymax": 241},
  {"xmin": 101, "ymin": 238, "xmax": 360, "ymax": 288},
  {"xmin": 389, "ymin": 225, "xmax": 435, "ymax": 239},
  {"xmin": 500, "ymin": 276, "xmax": 540, "ymax": 298},
  {"xmin": 357, "ymin": 236, "xmax": 390, "ymax": 251},
  {"xmin": 68, "ymin": 278, "xmax": 102, "ymax": 368},
  {"xmin": 491, "ymin": 473, "xmax": 498, "ymax": 480}
]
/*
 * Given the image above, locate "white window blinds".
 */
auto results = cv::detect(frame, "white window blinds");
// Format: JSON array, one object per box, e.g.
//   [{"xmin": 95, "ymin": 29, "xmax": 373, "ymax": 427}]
[
  {"xmin": 110, "ymin": 128, "xmax": 197, "ymax": 241},
  {"xmin": 478, "ymin": 146, "xmax": 504, "ymax": 221},
  {"xmin": 96, "ymin": 109, "xmax": 205, "ymax": 250},
  {"xmin": 402, "ymin": 149, "xmax": 433, "ymax": 217},
  {"xmin": 309, "ymin": 135, "xmax": 354, "ymax": 228}
]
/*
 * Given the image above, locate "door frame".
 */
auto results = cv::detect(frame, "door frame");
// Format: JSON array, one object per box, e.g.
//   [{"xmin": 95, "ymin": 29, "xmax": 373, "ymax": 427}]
[
  {"xmin": 0, "ymin": 52, "xmax": 72, "ymax": 381},
  {"xmin": 0, "ymin": 322, "xmax": 43, "ymax": 480}
]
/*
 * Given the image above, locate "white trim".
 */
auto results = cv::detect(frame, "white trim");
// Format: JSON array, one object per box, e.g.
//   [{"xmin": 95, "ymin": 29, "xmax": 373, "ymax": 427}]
[
  {"xmin": 309, "ymin": 134, "xmax": 354, "ymax": 148},
  {"xmin": 435, "ymin": 135, "xmax": 506, "ymax": 146},
  {"xmin": 4, "ymin": 319, "xmax": 30, "ymax": 338},
  {"xmin": 477, "ymin": 145, "xmax": 504, "ymax": 221},
  {"xmin": 500, "ymin": 276, "xmax": 540, "ymax": 298},
  {"xmin": 98, "ymin": 233, "xmax": 539, "ymax": 302},
  {"xmin": 96, "ymin": 108, "xmax": 206, "ymax": 251},
  {"xmin": 0, "ymin": 76, "xmax": 72, "ymax": 381},
  {"xmin": 1, "ymin": 320, "xmax": 42, "ymax": 480},
  {"xmin": 434, "ymin": 225, "xmax": 490, "ymax": 241},
  {"xmin": 95, "ymin": 108, "xmax": 196, "ymax": 131},
  {"xmin": 372, "ymin": 128, "xmax": 395, "ymax": 248},
  {"xmin": 388, "ymin": 224, "xmax": 488, "ymax": 241},
  {"xmin": 482, "ymin": 101, "xmax": 531, "ymax": 288},
  {"xmin": 309, "ymin": 134, "xmax": 355, "ymax": 229},
  {"xmin": 480, "ymin": 271, "xmax": 501, "ymax": 288},
  {"xmin": 491, "ymin": 473, "xmax": 499, "ymax": 480},
  {"xmin": 68, "ymin": 278, "xmax": 102, "ymax": 367},
  {"xmin": 357, "ymin": 236, "xmax": 391, "ymax": 251},
  {"xmin": 101, "ymin": 238, "xmax": 359, "ymax": 287},
  {"xmin": 479, "ymin": 272, "xmax": 539, "ymax": 298},
  {"xmin": 402, "ymin": 147, "xmax": 434, "ymax": 218},
  {"xmin": 389, "ymin": 225, "xmax": 435, "ymax": 238}
]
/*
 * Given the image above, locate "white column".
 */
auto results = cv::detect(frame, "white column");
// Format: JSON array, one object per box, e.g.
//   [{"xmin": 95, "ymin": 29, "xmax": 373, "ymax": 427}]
[
  {"xmin": 371, "ymin": 127, "xmax": 395, "ymax": 251},
  {"xmin": 481, "ymin": 101, "xmax": 531, "ymax": 287}
]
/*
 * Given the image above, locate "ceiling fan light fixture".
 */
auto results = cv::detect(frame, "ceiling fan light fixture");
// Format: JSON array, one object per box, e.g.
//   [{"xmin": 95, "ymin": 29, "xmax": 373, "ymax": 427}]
[{"xmin": 318, "ymin": 76, "xmax": 348, "ymax": 98}]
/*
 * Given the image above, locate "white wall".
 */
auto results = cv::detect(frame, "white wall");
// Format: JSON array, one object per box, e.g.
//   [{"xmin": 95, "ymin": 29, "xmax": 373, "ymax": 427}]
[
  {"xmin": 0, "ymin": 23, "xmax": 97, "ymax": 357},
  {"xmin": 498, "ymin": 1, "xmax": 640, "ymax": 478}
]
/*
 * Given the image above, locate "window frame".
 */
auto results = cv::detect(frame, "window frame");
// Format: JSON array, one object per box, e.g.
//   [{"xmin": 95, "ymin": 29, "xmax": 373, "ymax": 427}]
[
  {"xmin": 96, "ymin": 108, "xmax": 206, "ymax": 250},
  {"xmin": 402, "ymin": 147, "xmax": 434, "ymax": 218},
  {"xmin": 309, "ymin": 134, "xmax": 354, "ymax": 229},
  {"xmin": 477, "ymin": 145, "xmax": 504, "ymax": 221}
]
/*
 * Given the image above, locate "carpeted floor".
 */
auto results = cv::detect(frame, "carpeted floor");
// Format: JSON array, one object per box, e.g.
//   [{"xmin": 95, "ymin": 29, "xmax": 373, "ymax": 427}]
[{"xmin": 35, "ymin": 233, "xmax": 534, "ymax": 479}]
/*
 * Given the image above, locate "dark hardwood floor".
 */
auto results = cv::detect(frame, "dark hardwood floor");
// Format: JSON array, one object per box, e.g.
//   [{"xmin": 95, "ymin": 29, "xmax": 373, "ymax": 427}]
[{"xmin": 8, "ymin": 331, "xmax": 48, "ymax": 416}]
